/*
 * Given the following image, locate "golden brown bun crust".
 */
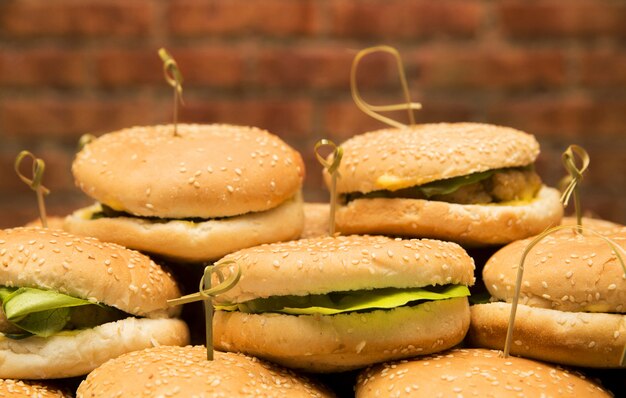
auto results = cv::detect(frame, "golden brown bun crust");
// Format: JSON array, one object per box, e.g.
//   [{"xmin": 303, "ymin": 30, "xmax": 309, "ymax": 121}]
[
  {"xmin": 335, "ymin": 186, "xmax": 563, "ymax": 246},
  {"xmin": 0, "ymin": 227, "xmax": 181, "ymax": 317},
  {"xmin": 214, "ymin": 235, "xmax": 475, "ymax": 303},
  {"xmin": 76, "ymin": 346, "xmax": 335, "ymax": 398},
  {"xmin": 325, "ymin": 123, "xmax": 539, "ymax": 194},
  {"xmin": 469, "ymin": 303, "xmax": 626, "ymax": 368},
  {"xmin": 0, "ymin": 317, "xmax": 189, "ymax": 379},
  {"xmin": 561, "ymin": 216, "xmax": 625, "ymax": 234},
  {"xmin": 483, "ymin": 230, "xmax": 626, "ymax": 312},
  {"xmin": 73, "ymin": 124, "xmax": 304, "ymax": 218},
  {"xmin": 300, "ymin": 202, "xmax": 330, "ymax": 239},
  {"xmin": 214, "ymin": 297, "xmax": 470, "ymax": 373},
  {"xmin": 356, "ymin": 348, "xmax": 613, "ymax": 397},
  {"xmin": 64, "ymin": 193, "xmax": 304, "ymax": 263},
  {"xmin": 0, "ymin": 380, "xmax": 69, "ymax": 397}
]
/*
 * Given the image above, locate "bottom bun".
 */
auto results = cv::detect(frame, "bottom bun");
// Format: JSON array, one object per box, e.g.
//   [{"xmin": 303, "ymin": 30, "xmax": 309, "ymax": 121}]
[
  {"xmin": 469, "ymin": 302, "xmax": 626, "ymax": 368},
  {"xmin": 214, "ymin": 297, "xmax": 470, "ymax": 373},
  {"xmin": 0, "ymin": 317, "xmax": 190, "ymax": 379},
  {"xmin": 64, "ymin": 193, "xmax": 304, "ymax": 262},
  {"xmin": 356, "ymin": 348, "xmax": 612, "ymax": 398},
  {"xmin": 335, "ymin": 186, "xmax": 563, "ymax": 246}
]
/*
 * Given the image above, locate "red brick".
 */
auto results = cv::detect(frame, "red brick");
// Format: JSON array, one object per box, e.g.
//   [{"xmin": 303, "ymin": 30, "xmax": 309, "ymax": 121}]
[
  {"xmin": 0, "ymin": 0, "xmax": 154, "ymax": 38},
  {"xmin": 1, "ymin": 147, "xmax": 75, "ymax": 194},
  {"xmin": 0, "ymin": 48, "xmax": 87, "ymax": 88},
  {"xmin": 180, "ymin": 98, "xmax": 313, "ymax": 140},
  {"xmin": 0, "ymin": 97, "xmax": 167, "ymax": 141},
  {"xmin": 322, "ymin": 98, "xmax": 475, "ymax": 141},
  {"xmin": 168, "ymin": 0, "xmax": 320, "ymax": 37},
  {"xmin": 96, "ymin": 47, "xmax": 246, "ymax": 88},
  {"xmin": 580, "ymin": 193, "xmax": 626, "ymax": 225},
  {"xmin": 410, "ymin": 45, "xmax": 566, "ymax": 90},
  {"xmin": 487, "ymin": 96, "xmax": 626, "ymax": 138},
  {"xmin": 0, "ymin": 193, "xmax": 90, "ymax": 229},
  {"xmin": 257, "ymin": 46, "xmax": 401, "ymax": 90},
  {"xmin": 329, "ymin": 0, "xmax": 483, "ymax": 39},
  {"xmin": 580, "ymin": 49, "xmax": 626, "ymax": 87},
  {"xmin": 499, "ymin": 0, "xmax": 626, "ymax": 38},
  {"xmin": 583, "ymin": 147, "xmax": 626, "ymax": 188}
]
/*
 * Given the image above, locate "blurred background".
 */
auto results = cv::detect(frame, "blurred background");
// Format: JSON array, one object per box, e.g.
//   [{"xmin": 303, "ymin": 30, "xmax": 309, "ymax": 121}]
[{"xmin": 1, "ymin": 0, "xmax": 625, "ymax": 228}]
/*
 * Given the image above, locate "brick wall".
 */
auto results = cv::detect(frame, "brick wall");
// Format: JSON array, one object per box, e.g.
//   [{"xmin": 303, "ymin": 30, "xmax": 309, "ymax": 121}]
[{"xmin": 1, "ymin": 0, "xmax": 625, "ymax": 227}]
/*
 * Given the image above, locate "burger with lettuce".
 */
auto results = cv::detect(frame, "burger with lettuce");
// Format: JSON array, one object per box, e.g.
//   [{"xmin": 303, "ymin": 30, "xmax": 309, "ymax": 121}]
[
  {"xmin": 212, "ymin": 235, "xmax": 475, "ymax": 372},
  {"xmin": 324, "ymin": 122, "xmax": 563, "ymax": 246},
  {"xmin": 0, "ymin": 227, "xmax": 189, "ymax": 379}
]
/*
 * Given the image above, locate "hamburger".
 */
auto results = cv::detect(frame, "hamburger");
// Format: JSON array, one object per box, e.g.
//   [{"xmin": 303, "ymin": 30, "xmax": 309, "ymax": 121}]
[
  {"xmin": 0, "ymin": 227, "xmax": 189, "ymax": 379},
  {"xmin": 356, "ymin": 348, "xmax": 612, "ymax": 397},
  {"xmin": 64, "ymin": 124, "xmax": 305, "ymax": 262},
  {"xmin": 468, "ymin": 228, "xmax": 626, "ymax": 368},
  {"xmin": 76, "ymin": 345, "xmax": 336, "ymax": 398},
  {"xmin": 212, "ymin": 235, "xmax": 475, "ymax": 372},
  {"xmin": 323, "ymin": 122, "xmax": 563, "ymax": 246}
]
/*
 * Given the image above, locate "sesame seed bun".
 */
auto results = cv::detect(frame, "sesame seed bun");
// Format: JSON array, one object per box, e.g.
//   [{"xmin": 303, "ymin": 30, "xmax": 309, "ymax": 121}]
[
  {"xmin": 468, "ymin": 229, "xmax": 626, "ymax": 368},
  {"xmin": 356, "ymin": 348, "xmax": 612, "ymax": 397},
  {"xmin": 324, "ymin": 122, "xmax": 563, "ymax": 245},
  {"xmin": 73, "ymin": 124, "xmax": 304, "ymax": 219},
  {"xmin": 327, "ymin": 123, "xmax": 540, "ymax": 194},
  {"xmin": 212, "ymin": 235, "xmax": 475, "ymax": 372},
  {"xmin": 76, "ymin": 345, "xmax": 336, "ymax": 398},
  {"xmin": 0, "ymin": 227, "xmax": 189, "ymax": 378},
  {"xmin": 0, "ymin": 379, "xmax": 69, "ymax": 398},
  {"xmin": 561, "ymin": 216, "xmax": 625, "ymax": 234},
  {"xmin": 68, "ymin": 123, "xmax": 305, "ymax": 262},
  {"xmin": 215, "ymin": 235, "xmax": 475, "ymax": 303},
  {"xmin": 0, "ymin": 227, "xmax": 181, "ymax": 317}
]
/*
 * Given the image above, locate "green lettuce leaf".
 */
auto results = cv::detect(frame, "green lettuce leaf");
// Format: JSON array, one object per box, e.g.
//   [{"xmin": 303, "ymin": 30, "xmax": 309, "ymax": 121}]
[
  {"xmin": 0, "ymin": 287, "xmax": 94, "ymax": 337},
  {"xmin": 418, "ymin": 170, "xmax": 495, "ymax": 198},
  {"xmin": 216, "ymin": 285, "xmax": 470, "ymax": 316}
]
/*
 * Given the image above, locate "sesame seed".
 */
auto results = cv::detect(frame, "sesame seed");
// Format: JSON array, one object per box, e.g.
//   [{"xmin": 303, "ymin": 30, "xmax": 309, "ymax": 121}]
[{"xmin": 608, "ymin": 284, "xmax": 617, "ymax": 290}]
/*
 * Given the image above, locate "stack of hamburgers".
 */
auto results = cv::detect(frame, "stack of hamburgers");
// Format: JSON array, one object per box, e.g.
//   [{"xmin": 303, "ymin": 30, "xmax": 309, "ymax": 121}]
[{"xmin": 6, "ymin": 113, "xmax": 623, "ymax": 396}]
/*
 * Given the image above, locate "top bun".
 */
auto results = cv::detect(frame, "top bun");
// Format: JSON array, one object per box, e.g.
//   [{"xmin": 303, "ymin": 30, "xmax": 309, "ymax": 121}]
[
  {"xmin": 215, "ymin": 235, "xmax": 475, "ymax": 303},
  {"xmin": 483, "ymin": 228, "xmax": 626, "ymax": 313},
  {"xmin": 73, "ymin": 124, "xmax": 305, "ymax": 218},
  {"xmin": 561, "ymin": 216, "xmax": 625, "ymax": 235},
  {"xmin": 326, "ymin": 122, "xmax": 539, "ymax": 193},
  {"xmin": 356, "ymin": 348, "xmax": 612, "ymax": 397},
  {"xmin": 0, "ymin": 227, "xmax": 181, "ymax": 318},
  {"xmin": 77, "ymin": 345, "xmax": 335, "ymax": 398},
  {"xmin": 0, "ymin": 380, "xmax": 69, "ymax": 398}
]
